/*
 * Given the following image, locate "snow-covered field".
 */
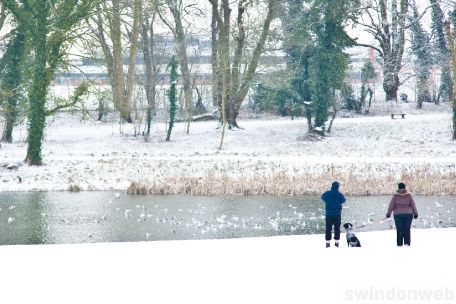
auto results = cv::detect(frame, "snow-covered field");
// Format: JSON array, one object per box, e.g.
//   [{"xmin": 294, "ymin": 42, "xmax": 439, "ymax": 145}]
[
  {"xmin": 1, "ymin": 228, "xmax": 455, "ymax": 304},
  {"xmin": 1, "ymin": 106, "xmax": 455, "ymax": 303},
  {"xmin": 1, "ymin": 108, "xmax": 456, "ymax": 195}
]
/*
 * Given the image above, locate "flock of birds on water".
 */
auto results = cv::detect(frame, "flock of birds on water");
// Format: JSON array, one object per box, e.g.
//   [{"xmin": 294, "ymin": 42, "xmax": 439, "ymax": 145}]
[{"xmin": 0, "ymin": 193, "xmax": 455, "ymax": 243}]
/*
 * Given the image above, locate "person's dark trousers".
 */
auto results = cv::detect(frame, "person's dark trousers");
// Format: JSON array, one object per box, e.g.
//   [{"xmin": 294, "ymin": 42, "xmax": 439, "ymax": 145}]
[
  {"xmin": 394, "ymin": 214, "xmax": 413, "ymax": 246},
  {"xmin": 325, "ymin": 216, "xmax": 341, "ymax": 241}
]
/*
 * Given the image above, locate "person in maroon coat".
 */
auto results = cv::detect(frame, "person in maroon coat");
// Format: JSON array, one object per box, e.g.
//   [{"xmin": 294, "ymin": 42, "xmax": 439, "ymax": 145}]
[{"xmin": 386, "ymin": 182, "xmax": 419, "ymax": 246}]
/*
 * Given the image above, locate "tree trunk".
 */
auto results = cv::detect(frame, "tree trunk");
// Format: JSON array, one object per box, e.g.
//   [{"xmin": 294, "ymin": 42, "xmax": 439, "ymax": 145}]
[
  {"xmin": 383, "ymin": 71, "xmax": 399, "ymax": 102},
  {"xmin": 1, "ymin": 28, "xmax": 25, "ymax": 143},
  {"xmin": 0, "ymin": 4, "xmax": 7, "ymax": 32},
  {"xmin": 217, "ymin": 0, "xmax": 231, "ymax": 149},
  {"xmin": 166, "ymin": 57, "xmax": 178, "ymax": 141},
  {"xmin": 440, "ymin": 67, "xmax": 453, "ymax": 102},
  {"xmin": 305, "ymin": 107, "xmax": 313, "ymax": 132},
  {"xmin": 366, "ymin": 87, "xmax": 373, "ymax": 113},
  {"xmin": 417, "ymin": 77, "xmax": 431, "ymax": 109},
  {"xmin": 210, "ymin": 3, "xmax": 220, "ymax": 108},
  {"xmin": 225, "ymin": 101, "xmax": 240, "ymax": 129},
  {"xmin": 110, "ymin": 0, "xmax": 131, "ymax": 123},
  {"xmin": 168, "ymin": 4, "xmax": 193, "ymax": 135},
  {"xmin": 141, "ymin": 14, "xmax": 156, "ymax": 136},
  {"xmin": 444, "ymin": 21, "xmax": 456, "ymax": 140},
  {"xmin": 124, "ymin": 0, "xmax": 141, "ymax": 123},
  {"xmin": 430, "ymin": 0, "xmax": 454, "ymax": 103},
  {"xmin": 25, "ymin": 2, "xmax": 50, "ymax": 165}
]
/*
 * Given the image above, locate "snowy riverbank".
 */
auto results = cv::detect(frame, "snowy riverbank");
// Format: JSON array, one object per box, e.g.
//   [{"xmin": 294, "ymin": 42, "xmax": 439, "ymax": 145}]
[
  {"xmin": 1, "ymin": 227, "xmax": 455, "ymax": 304},
  {"xmin": 1, "ymin": 112, "xmax": 456, "ymax": 195}
]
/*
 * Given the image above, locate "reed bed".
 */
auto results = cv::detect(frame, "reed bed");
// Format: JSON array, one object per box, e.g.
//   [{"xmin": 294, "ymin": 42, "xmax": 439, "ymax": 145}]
[{"xmin": 127, "ymin": 168, "xmax": 456, "ymax": 196}]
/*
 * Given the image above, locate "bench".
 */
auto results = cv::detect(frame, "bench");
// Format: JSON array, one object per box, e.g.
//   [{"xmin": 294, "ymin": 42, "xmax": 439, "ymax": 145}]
[{"xmin": 391, "ymin": 113, "xmax": 406, "ymax": 119}]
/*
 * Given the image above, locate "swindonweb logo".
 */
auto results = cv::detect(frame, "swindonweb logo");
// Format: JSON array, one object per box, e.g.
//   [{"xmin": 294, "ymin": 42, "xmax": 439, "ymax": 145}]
[{"xmin": 345, "ymin": 287, "xmax": 455, "ymax": 302}]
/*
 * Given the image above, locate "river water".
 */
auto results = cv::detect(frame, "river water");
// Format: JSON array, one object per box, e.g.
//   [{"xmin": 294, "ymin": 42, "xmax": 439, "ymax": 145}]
[{"xmin": 0, "ymin": 192, "xmax": 455, "ymax": 245}]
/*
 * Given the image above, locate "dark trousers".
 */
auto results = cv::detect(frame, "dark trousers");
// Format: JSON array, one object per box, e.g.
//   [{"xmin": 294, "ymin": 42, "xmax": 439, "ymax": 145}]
[
  {"xmin": 325, "ymin": 216, "xmax": 341, "ymax": 241},
  {"xmin": 394, "ymin": 214, "xmax": 413, "ymax": 246}
]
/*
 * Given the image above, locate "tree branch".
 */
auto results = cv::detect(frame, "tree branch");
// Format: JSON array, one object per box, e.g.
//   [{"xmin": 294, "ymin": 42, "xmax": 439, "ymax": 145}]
[
  {"xmin": 356, "ymin": 43, "xmax": 384, "ymax": 58},
  {"xmin": 45, "ymin": 82, "xmax": 89, "ymax": 116}
]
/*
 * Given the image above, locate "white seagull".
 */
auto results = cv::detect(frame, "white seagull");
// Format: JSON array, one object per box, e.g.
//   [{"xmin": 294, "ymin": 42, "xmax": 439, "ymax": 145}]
[{"xmin": 434, "ymin": 201, "xmax": 444, "ymax": 208}]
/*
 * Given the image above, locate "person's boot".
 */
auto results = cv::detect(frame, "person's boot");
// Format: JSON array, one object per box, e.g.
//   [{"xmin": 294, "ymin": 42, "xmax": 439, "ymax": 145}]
[
  {"xmin": 335, "ymin": 240, "xmax": 340, "ymax": 248},
  {"xmin": 326, "ymin": 241, "xmax": 330, "ymax": 248}
]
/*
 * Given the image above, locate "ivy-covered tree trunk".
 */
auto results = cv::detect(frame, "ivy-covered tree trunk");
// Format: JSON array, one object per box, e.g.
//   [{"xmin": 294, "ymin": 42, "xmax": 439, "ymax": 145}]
[
  {"xmin": 313, "ymin": 51, "xmax": 332, "ymax": 128},
  {"xmin": 417, "ymin": 78, "xmax": 431, "ymax": 109},
  {"xmin": 2, "ymin": 0, "xmax": 95, "ymax": 165},
  {"xmin": 444, "ymin": 21, "xmax": 456, "ymax": 140},
  {"xmin": 439, "ymin": 69, "xmax": 453, "ymax": 103},
  {"xmin": 308, "ymin": 0, "xmax": 353, "ymax": 134},
  {"xmin": 166, "ymin": 57, "xmax": 178, "ymax": 142},
  {"xmin": 1, "ymin": 27, "xmax": 25, "ymax": 143},
  {"xmin": 383, "ymin": 66, "xmax": 399, "ymax": 102},
  {"xmin": 165, "ymin": 2, "xmax": 193, "ymax": 135},
  {"xmin": 25, "ymin": 0, "xmax": 49, "ymax": 165},
  {"xmin": 431, "ymin": 0, "xmax": 454, "ymax": 103},
  {"xmin": 410, "ymin": 3, "xmax": 432, "ymax": 110}
]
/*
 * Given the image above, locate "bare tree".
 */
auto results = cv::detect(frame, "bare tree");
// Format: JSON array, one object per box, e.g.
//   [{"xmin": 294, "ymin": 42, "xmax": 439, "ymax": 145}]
[
  {"xmin": 356, "ymin": 0, "xmax": 409, "ymax": 102},
  {"xmin": 88, "ymin": 0, "xmax": 142, "ymax": 123},
  {"xmin": 209, "ymin": 0, "xmax": 277, "ymax": 133}
]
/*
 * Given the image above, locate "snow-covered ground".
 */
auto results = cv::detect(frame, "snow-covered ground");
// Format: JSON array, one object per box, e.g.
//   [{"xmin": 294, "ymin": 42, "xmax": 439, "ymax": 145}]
[
  {"xmin": 1, "ymin": 109, "xmax": 456, "ymax": 195},
  {"xmin": 1, "ymin": 228, "xmax": 455, "ymax": 304}
]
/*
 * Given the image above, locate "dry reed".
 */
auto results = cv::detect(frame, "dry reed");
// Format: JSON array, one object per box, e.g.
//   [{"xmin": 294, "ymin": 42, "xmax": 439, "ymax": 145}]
[{"xmin": 127, "ymin": 169, "xmax": 456, "ymax": 196}]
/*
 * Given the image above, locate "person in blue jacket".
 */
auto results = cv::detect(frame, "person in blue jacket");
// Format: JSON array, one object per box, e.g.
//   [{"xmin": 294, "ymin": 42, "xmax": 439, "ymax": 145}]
[{"xmin": 321, "ymin": 181, "xmax": 346, "ymax": 248}]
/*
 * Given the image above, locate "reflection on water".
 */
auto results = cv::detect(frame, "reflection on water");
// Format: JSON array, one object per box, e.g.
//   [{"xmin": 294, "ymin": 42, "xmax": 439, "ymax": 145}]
[{"xmin": 0, "ymin": 192, "xmax": 455, "ymax": 245}]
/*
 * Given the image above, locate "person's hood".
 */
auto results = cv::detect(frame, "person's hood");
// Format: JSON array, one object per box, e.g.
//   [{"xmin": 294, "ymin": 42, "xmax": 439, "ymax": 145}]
[
  {"xmin": 396, "ymin": 189, "xmax": 408, "ymax": 195},
  {"xmin": 331, "ymin": 181, "xmax": 340, "ymax": 191}
]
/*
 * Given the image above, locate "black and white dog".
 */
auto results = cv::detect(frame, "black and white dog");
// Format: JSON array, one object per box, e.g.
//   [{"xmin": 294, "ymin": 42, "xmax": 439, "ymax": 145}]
[{"xmin": 343, "ymin": 223, "xmax": 362, "ymax": 247}]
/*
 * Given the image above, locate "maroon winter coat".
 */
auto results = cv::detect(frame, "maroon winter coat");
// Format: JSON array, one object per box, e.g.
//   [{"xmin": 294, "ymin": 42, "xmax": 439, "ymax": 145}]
[{"xmin": 386, "ymin": 189, "xmax": 419, "ymax": 218}]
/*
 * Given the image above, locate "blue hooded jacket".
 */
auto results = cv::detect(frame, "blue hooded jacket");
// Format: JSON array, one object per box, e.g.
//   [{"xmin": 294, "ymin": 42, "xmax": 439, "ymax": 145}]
[{"xmin": 321, "ymin": 181, "xmax": 346, "ymax": 217}]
